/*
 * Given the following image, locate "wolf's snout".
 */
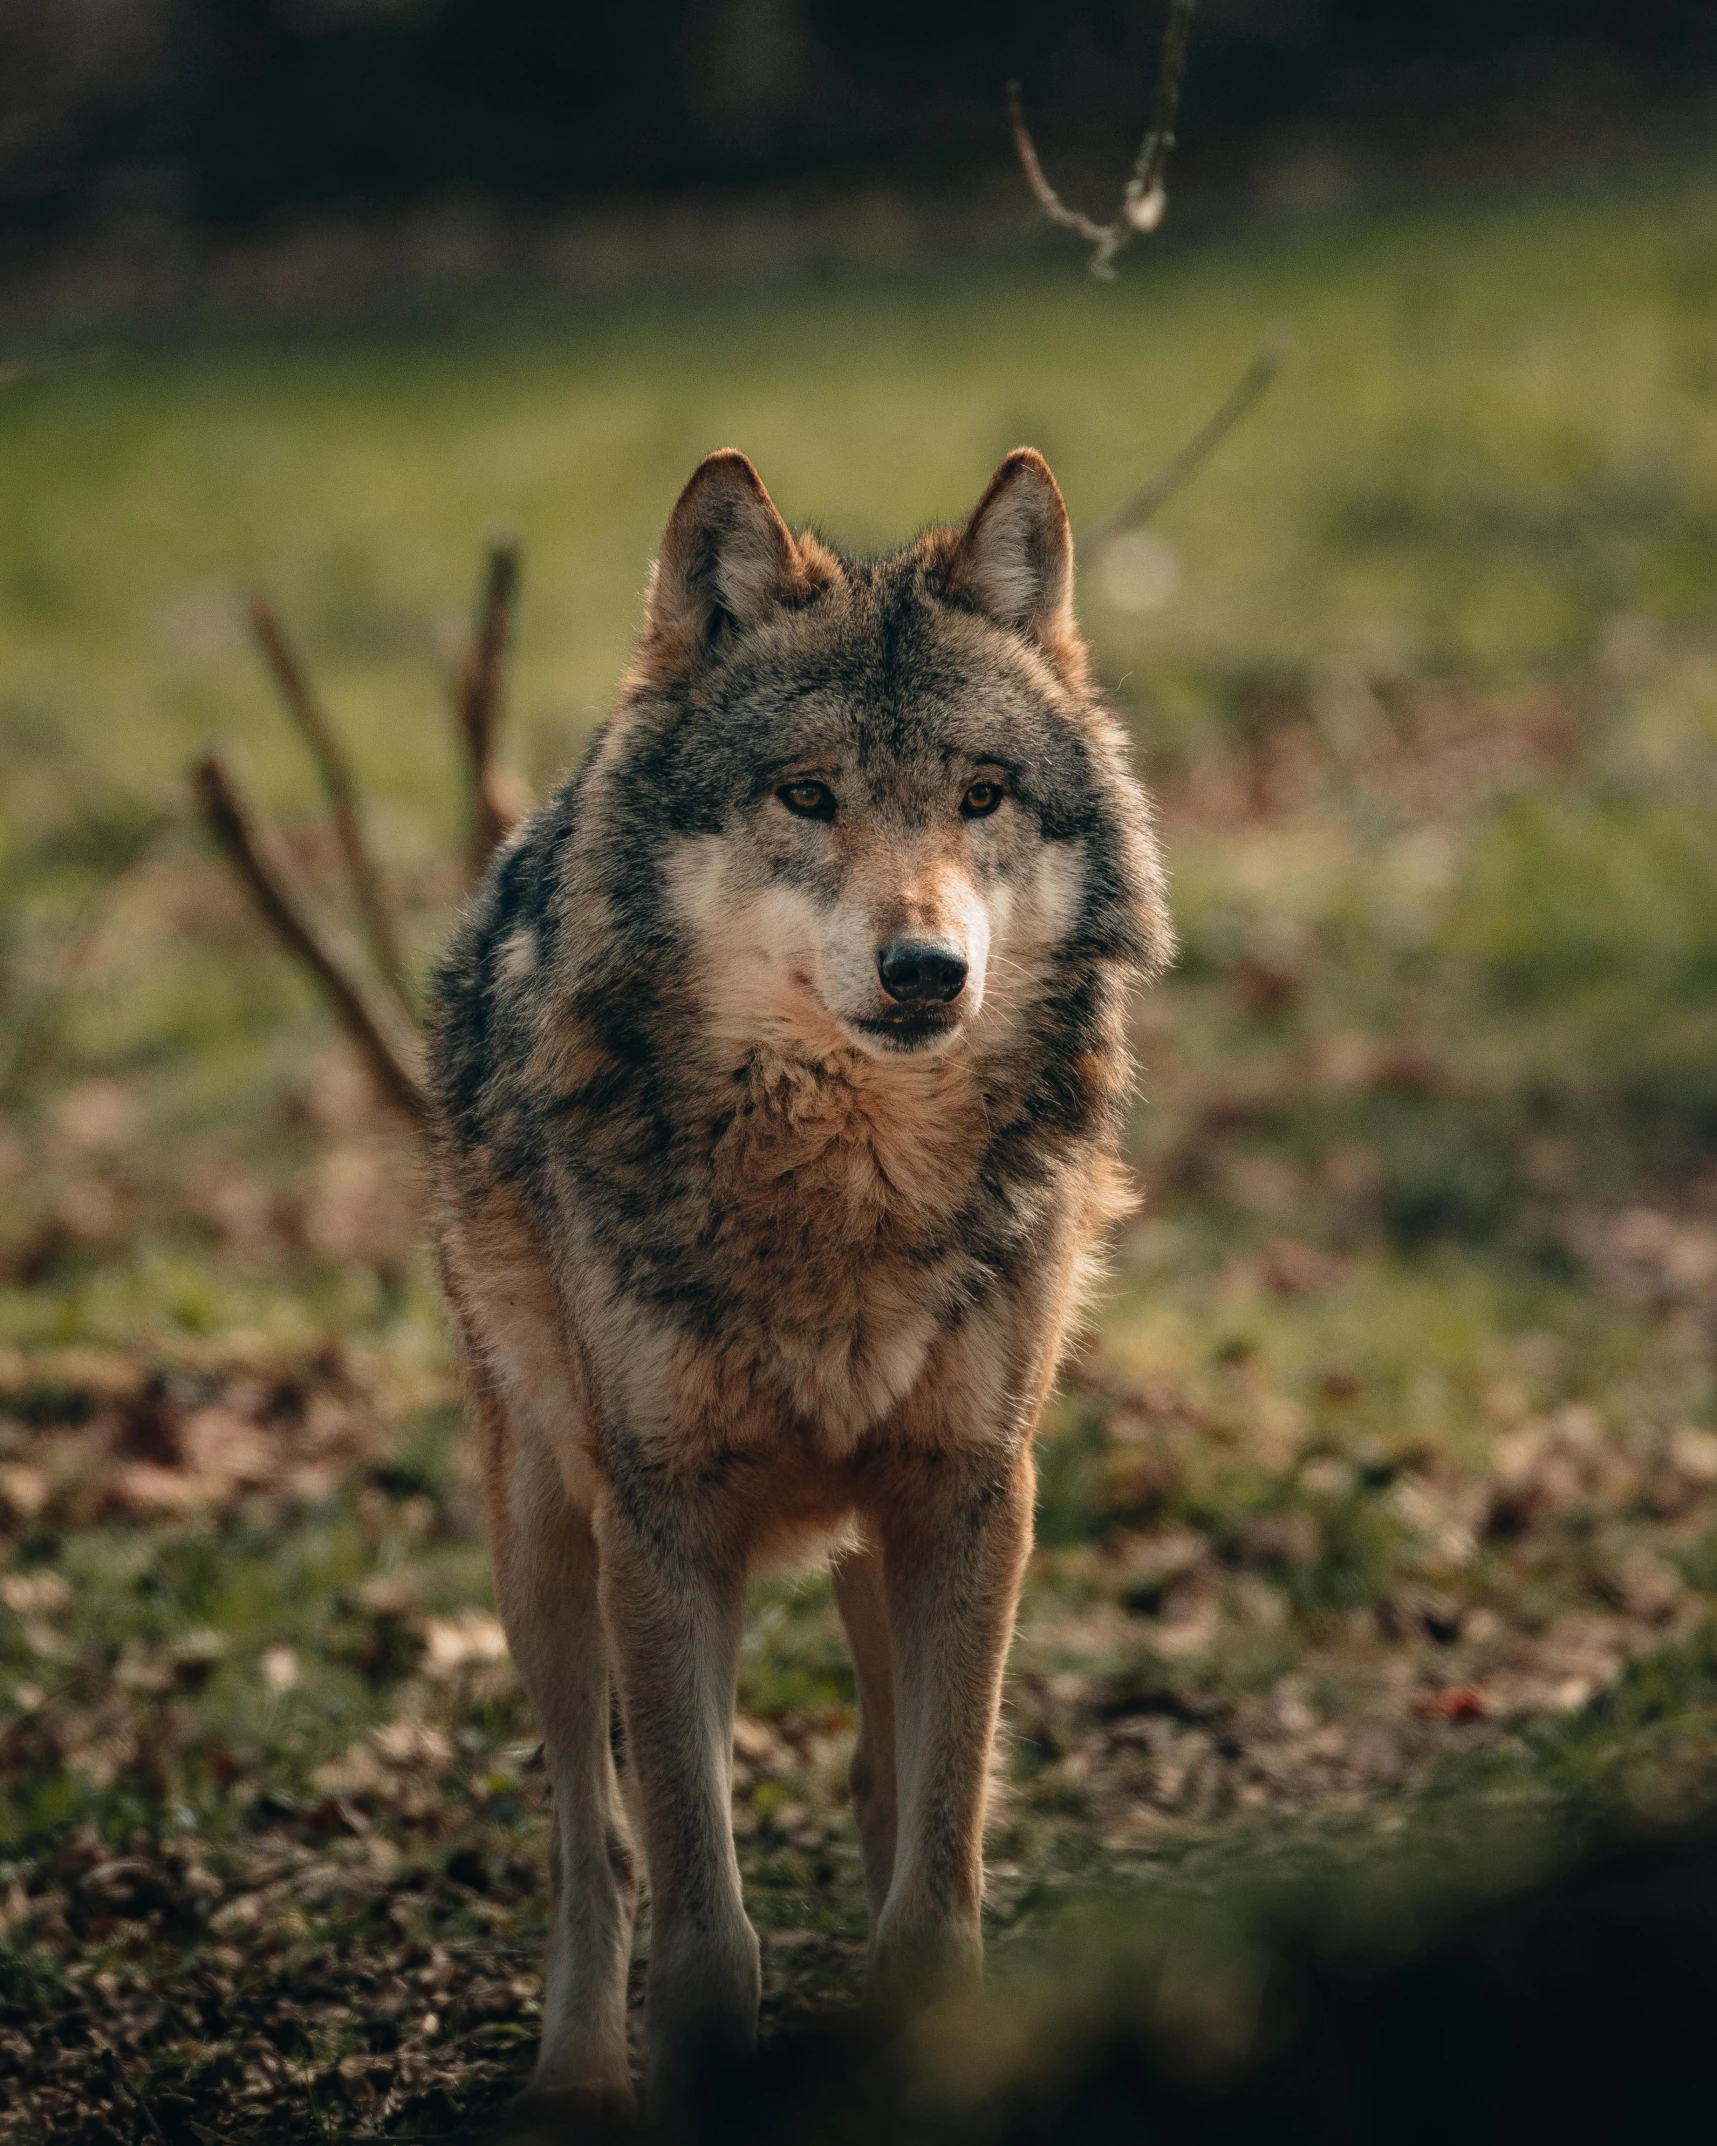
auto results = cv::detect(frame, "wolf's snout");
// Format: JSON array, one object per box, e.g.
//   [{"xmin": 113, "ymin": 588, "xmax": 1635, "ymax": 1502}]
[{"xmin": 876, "ymin": 939, "xmax": 968, "ymax": 1005}]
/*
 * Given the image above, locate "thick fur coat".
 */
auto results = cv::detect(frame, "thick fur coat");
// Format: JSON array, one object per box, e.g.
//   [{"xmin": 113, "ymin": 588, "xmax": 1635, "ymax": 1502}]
[{"xmin": 428, "ymin": 447, "xmax": 1171, "ymax": 2127}]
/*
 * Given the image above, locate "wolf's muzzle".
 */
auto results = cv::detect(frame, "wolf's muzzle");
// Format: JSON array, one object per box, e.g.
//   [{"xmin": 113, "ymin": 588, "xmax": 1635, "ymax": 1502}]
[{"xmin": 876, "ymin": 939, "xmax": 968, "ymax": 1005}]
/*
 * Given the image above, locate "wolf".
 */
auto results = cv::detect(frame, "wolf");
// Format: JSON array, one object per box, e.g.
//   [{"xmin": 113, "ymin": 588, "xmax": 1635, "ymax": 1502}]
[{"xmin": 427, "ymin": 444, "xmax": 1171, "ymax": 2127}]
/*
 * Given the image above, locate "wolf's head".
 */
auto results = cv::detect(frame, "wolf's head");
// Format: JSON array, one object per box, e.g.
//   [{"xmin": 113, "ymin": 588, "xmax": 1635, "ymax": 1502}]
[{"xmin": 610, "ymin": 447, "xmax": 1169, "ymax": 1064}]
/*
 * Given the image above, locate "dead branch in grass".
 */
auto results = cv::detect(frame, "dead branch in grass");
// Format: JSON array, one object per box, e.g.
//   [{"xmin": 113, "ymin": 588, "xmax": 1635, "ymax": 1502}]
[
  {"xmin": 1078, "ymin": 332, "xmax": 1289, "ymax": 550},
  {"xmin": 246, "ymin": 594, "xmax": 409, "ymax": 1006},
  {"xmin": 1008, "ymin": 0, "xmax": 1197, "ymax": 280},
  {"xmin": 455, "ymin": 533, "xmax": 526, "ymax": 881},
  {"xmin": 191, "ymin": 753, "xmax": 428, "ymax": 1124},
  {"xmin": 192, "ymin": 542, "xmax": 537, "ymax": 1129}
]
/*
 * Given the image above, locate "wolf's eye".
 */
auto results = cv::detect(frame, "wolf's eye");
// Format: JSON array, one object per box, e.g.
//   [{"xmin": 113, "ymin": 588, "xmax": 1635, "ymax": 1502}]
[
  {"xmin": 778, "ymin": 779, "xmax": 836, "ymax": 821},
  {"xmin": 961, "ymin": 779, "xmax": 1005, "ymax": 819}
]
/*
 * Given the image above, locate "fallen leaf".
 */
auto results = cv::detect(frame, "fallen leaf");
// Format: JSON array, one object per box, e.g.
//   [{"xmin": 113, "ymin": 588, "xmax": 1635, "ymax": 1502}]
[{"xmin": 1412, "ymin": 1686, "xmax": 1491, "ymax": 1722}]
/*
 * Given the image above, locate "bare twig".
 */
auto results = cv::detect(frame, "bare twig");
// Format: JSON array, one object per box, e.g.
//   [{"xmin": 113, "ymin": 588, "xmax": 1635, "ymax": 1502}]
[
  {"xmin": 103, "ymin": 2044, "xmax": 167, "ymax": 2143},
  {"xmin": 1008, "ymin": 0, "xmax": 1198, "ymax": 279},
  {"xmin": 246, "ymin": 594, "xmax": 409, "ymax": 1006},
  {"xmin": 1006, "ymin": 91, "xmax": 1112, "ymax": 251},
  {"xmin": 1122, "ymin": 0, "xmax": 1198, "ymax": 241},
  {"xmin": 1078, "ymin": 332, "xmax": 1290, "ymax": 549},
  {"xmin": 455, "ymin": 534, "xmax": 524, "ymax": 880},
  {"xmin": 191, "ymin": 753, "xmax": 428, "ymax": 1123}
]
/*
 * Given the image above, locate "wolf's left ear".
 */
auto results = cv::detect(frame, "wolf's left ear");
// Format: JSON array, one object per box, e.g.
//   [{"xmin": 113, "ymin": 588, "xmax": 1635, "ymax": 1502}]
[
  {"xmin": 638, "ymin": 449, "xmax": 834, "ymax": 684},
  {"xmin": 939, "ymin": 449, "xmax": 1084, "ymax": 682}
]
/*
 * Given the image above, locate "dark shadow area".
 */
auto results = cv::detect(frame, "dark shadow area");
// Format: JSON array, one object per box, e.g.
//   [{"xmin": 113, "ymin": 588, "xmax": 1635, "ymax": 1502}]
[
  {"xmin": 646, "ymin": 1810, "xmax": 1717, "ymax": 2146},
  {"xmin": 6, "ymin": 1, "xmax": 1717, "ymax": 243}
]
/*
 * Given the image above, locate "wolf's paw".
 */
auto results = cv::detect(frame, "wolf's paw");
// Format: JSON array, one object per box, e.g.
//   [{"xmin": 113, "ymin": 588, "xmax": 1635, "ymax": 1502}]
[{"xmin": 866, "ymin": 1912, "xmax": 984, "ymax": 2008}]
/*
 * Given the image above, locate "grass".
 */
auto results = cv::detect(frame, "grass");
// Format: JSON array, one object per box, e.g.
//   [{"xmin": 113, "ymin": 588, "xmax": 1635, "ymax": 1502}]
[{"xmin": 4, "ymin": 157, "xmax": 1717, "ymax": 2134}]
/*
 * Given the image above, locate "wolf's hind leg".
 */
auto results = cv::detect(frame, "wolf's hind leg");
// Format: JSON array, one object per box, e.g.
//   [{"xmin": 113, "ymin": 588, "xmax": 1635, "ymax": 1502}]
[
  {"xmin": 599, "ymin": 1493, "xmax": 758, "ymax": 2114},
  {"xmin": 490, "ymin": 1413, "xmax": 638, "ymax": 2116},
  {"xmin": 832, "ymin": 1542, "xmax": 898, "ymax": 1924}
]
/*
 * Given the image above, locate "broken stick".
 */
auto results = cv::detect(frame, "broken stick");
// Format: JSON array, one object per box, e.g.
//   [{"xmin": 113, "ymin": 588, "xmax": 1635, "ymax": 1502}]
[
  {"xmin": 247, "ymin": 594, "xmax": 409, "ymax": 1008},
  {"xmin": 1009, "ymin": 0, "xmax": 1198, "ymax": 280},
  {"xmin": 191, "ymin": 753, "xmax": 428, "ymax": 1123}
]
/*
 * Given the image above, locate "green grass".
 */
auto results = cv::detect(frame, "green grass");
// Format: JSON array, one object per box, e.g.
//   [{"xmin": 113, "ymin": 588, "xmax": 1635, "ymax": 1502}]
[
  {"xmin": 4, "ymin": 169, "xmax": 1717, "ymax": 774},
  {"xmin": 5, "ymin": 160, "xmax": 1717, "ymax": 2135}
]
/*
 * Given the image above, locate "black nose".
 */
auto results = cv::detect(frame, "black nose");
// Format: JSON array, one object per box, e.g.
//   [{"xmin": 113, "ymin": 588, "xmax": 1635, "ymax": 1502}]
[{"xmin": 876, "ymin": 939, "xmax": 968, "ymax": 1005}]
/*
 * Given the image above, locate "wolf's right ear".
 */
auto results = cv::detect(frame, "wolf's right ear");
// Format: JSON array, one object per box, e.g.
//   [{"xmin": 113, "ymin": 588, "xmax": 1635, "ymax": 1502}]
[{"xmin": 635, "ymin": 450, "xmax": 834, "ymax": 685}]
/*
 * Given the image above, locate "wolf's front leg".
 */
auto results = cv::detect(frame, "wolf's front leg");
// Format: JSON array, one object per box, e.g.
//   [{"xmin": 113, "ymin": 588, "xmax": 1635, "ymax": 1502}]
[
  {"xmin": 869, "ymin": 1443, "xmax": 1034, "ymax": 1988},
  {"xmin": 598, "ymin": 1481, "xmax": 758, "ymax": 2112},
  {"xmin": 487, "ymin": 1427, "xmax": 638, "ymax": 2126}
]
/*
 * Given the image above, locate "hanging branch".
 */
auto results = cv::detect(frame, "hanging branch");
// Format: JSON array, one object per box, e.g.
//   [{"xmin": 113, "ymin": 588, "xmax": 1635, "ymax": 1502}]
[
  {"xmin": 1008, "ymin": 0, "xmax": 1198, "ymax": 280},
  {"xmin": 1078, "ymin": 332, "xmax": 1289, "ymax": 551},
  {"xmin": 455, "ymin": 533, "xmax": 525, "ymax": 881},
  {"xmin": 191, "ymin": 754, "xmax": 428, "ymax": 1124},
  {"xmin": 246, "ymin": 594, "xmax": 409, "ymax": 1006},
  {"xmin": 1007, "ymin": 5, "xmax": 1281, "ymax": 548}
]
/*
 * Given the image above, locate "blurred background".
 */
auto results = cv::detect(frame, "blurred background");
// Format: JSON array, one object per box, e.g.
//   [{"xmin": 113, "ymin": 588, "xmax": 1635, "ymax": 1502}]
[
  {"xmin": 5, "ymin": 1, "xmax": 1717, "ymax": 241},
  {"xmin": 6, "ymin": 5, "xmax": 1717, "ymax": 2139}
]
